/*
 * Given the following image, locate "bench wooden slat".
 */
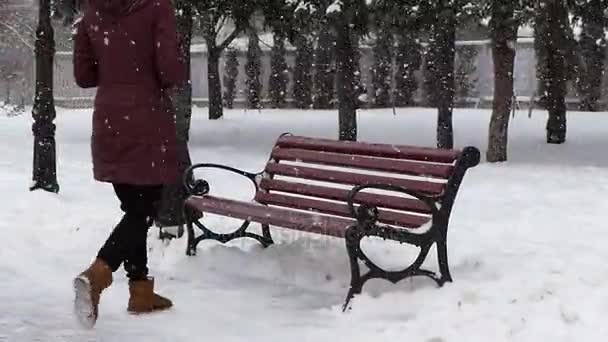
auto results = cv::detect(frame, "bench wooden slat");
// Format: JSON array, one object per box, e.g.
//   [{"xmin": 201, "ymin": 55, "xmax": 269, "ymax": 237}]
[
  {"xmin": 271, "ymin": 148, "xmax": 454, "ymax": 178},
  {"xmin": 265, "ymin": 163, "xmax": 445, "ymax": 195},
  {"xmin": 276, "ymin": 135, "xmax": 460, "ymax": 163},
  {"xmin": 185, "ymin": 196, "xmax": 354, "ymax": 237},
  {"xmin": 259, "ymin": 179, "xmax": 432, "ymax": 214},
  {"xmin": 255, "ymin": 192, "xmax": 430, "ymax": 228}
]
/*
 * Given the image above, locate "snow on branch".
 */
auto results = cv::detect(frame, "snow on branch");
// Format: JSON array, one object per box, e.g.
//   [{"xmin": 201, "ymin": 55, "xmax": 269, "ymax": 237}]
[
  {"xmin": 290, "ymin": 0, "xmax": 318, "ymax": 16},
  {"xmin": 326, "ymin": 0, "xmax": 342, "ymax": 14}
]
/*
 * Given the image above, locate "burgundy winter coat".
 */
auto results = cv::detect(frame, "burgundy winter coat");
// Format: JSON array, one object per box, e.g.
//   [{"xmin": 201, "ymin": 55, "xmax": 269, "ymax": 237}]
[{"xmin": 73, "ymin": 0, "xmax": 186, "ymax": 185}]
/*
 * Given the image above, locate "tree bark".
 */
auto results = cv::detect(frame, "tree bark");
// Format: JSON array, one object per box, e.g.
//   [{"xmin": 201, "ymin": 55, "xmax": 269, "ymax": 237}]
[
  {"xmin": 246, "ymin": 29, "xmax": 262, "ymax": 110},
  {"xmin": 372, "ymin": 25, "xmax": 393, "ymax": 108},
  {"xmin": 175, "ymin": 2, "xmax": 193, "ymax": 143},
  {"xmin": 156, "ymin": 0, "xmax": 195, "ymax": 233},
  {"xmin": 432, "ymin": 9, "xmax": 456, "ymax": 149},
  {"xmin": 544, "ymin": 0, "xmax": 568, "ymax": 144},
  {"xmin": 395, "ymin": 32, "xmax": 421, "ymax": 107},
  {"xmin": 269, "ymin": 31, "xmax": 288, "ymax": 108},
  {"xmin": 335, "ymin": 20, "xmax": 357, "ymax": 141},
  {"xmin": 294, "ymin": 33, "xmax": 313, "ymax": 109},
  {"xmin": 202, "ymin": 15, "xmax": 242, "ymax": 119},
  {"xmin": 578, "ymin": 0, "xmax": 605, "ymax": 111},
  {"xmin": 223, "ymin": 48, "xmax": 239, "ymax": 109},
  {"xmin": 207, "ymin": 47, "xmax": 223, "ymax": 120},
  {"xmin": 313, "ymin": 21, "xmax": 335, "ymax": 109},
  {"xmin": 487, "ymin": 1, "xmax": 517, "ymax": 162}
]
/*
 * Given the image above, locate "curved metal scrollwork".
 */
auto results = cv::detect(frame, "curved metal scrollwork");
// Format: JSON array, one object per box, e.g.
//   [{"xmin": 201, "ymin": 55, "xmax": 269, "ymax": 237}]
[
  {"xmin": 342, "ymin": 183, "xmax": 448, "ymax": 312},
  {"xmin": 185, "ymin": 213, "xmax": 273, "ymax": 256},
  {"xmin": 342, "ymin": 224, "xmax": 446, "ymax": 311},
  {"xmin": 182, "ymin": 163, "xmax": 272, "ymax": 255},
  {"xmin": 346, "ymin": 183, "xmax": 440, "ymax": 220},
  {"xmin": 183, "ymin": 163, "xmax": 260, "ymax": 196}
]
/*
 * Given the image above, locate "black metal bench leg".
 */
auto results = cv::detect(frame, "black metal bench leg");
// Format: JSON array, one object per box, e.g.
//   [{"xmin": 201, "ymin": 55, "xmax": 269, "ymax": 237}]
[
  {"xmin": 185, "ymin": 210, "xmax": 198, "ymax": 256},
  {"xmin": 436, "ymin": 235, "xmax": 452, "ymax": 284},
  {"xmin": 343, "ymin": 227, "xmax": 363, "ymax": 312},
  {"xmin": 261, "ymin": 224, "xmax": 274, "ymax": 246},
  {"xmin": 180, "ymin": 201, "xmax": 205, "ymax": 256}
]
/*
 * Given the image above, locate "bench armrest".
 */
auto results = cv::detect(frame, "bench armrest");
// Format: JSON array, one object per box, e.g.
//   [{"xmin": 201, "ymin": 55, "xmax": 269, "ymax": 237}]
[
  {"xmin": 346, "ymin": 183, "xmax": 440, "ymax": 225},
  {"xmin": 183, "ymin": 163, "xmax": 260, "ymax": 196}
]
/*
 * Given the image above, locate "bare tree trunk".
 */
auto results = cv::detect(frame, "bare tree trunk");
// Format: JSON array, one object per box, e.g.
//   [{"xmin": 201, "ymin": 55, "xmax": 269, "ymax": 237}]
[
  {"xmin": 429, "ymin": 6, "xmax": 456, "ymax": 149},
  {"xmin": 294, "ymin": 33, "xmax": 313, "ymax": 109},
  {"xmin": 335, "ymin": 20, "xmax": 357, "ymax": 141},
  {"xmin": 487, "ymin": 0, "xmax": 518, "ymax": 162},
  {"xmin": 313, "ymin": 22, "xmax": 336, "ymax": 109},
  {"xmin": 269, "ymin": 31, "xmax": 288, "ymax": 108},
  {"xmin": 545, "ymin": 58, "xmax": 567, "ymax": 144},
  {"xmin": 207, "ymin": 47, "xmax": 223, "ymax": 120},
  {"xmin": 246, "ymin": 29, "xmax": 262, "ymax": 110},
  {"xmin": 543, "ymin": 0, "xmax": 568, "ymax": 144},
  {"xmin": 578, "ymin": 0, "xmax": 605, "ymax": 111},
  {"xmin": 156, "ymin": 0, "xmax": 195, "ymax": 234}
]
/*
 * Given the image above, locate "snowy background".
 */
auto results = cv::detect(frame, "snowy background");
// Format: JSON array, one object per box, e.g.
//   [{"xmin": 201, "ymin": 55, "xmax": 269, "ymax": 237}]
[{"xmin": 1, "ymin": 106, "xmax": 608, "ymax": 341}]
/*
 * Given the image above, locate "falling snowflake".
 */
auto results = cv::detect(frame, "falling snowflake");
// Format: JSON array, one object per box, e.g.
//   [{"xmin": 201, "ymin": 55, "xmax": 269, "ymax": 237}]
[{"xmin": 104, "ymin": 37, "xmax": 109, "ymax": 46}]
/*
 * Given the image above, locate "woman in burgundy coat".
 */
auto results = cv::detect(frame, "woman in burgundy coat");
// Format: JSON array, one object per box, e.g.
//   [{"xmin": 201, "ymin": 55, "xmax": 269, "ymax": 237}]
[{"xmin": 71, "ymin": 0, "xmax": 186, "ymax": 327}]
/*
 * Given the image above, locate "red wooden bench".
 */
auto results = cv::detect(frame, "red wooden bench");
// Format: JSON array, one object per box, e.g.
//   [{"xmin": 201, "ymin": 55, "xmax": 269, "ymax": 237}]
[{"xmin": 183, "ymin": 134, "xmax": 480, "ymax": 310}]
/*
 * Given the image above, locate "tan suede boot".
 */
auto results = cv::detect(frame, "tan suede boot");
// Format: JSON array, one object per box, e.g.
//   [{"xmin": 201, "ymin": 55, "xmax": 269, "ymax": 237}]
[
  {"xmin": 127, "ymin": 277, "xmax": 173, "ymax": 314},
  {"xmin": 73, "ymin": 258, "xmax": 113, "ymax": 328}
]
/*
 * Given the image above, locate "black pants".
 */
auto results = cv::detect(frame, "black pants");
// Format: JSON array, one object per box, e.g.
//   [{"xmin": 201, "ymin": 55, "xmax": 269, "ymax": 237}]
[{"xmin": 97, "ymin": 184, "xmax": 162, "ymax": 280}]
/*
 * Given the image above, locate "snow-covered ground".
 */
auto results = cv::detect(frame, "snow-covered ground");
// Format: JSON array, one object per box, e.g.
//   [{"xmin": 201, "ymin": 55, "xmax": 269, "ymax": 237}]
[{"xmin": 1, "ymin": 106, "xmax": 608, "ymax": 342}]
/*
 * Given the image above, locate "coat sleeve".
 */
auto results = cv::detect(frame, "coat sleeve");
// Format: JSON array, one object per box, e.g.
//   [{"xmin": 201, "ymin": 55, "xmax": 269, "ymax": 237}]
[
  {"xmin": 72, "ymin": 17, "xmax": 98, "ymax": 88},
  {"xmin": 154, "ymin": 0, "xmax": 187, "ymax": 89}
]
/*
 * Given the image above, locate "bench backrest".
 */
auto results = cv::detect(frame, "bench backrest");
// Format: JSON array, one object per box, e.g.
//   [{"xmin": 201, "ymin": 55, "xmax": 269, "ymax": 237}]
[{"xmin": 254, "ymin": 135, "xmax": 478, "ymax": 229}]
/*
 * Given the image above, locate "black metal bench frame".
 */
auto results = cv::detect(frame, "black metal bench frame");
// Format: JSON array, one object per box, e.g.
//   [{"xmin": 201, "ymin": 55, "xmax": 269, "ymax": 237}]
[
  {"xmin": 182, "ymin": 134, "xmax": 480, "ymax": 310},
  {"xmin": 183, "ymin": 164, "xmax": 275, "ymax": 249}
]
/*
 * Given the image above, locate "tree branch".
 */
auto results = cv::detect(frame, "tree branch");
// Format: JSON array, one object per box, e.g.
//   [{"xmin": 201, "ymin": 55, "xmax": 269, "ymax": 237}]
[
  {"xmin": 0, "ymin": 21, "xmax": 34, "ymax": 50},
  {"xmin": 217, "ymin": 26, "xmax": 241, "ymax": 52},
  {"xmin": 215, "ymin": 15, "xmax": 227, "ymax": 34}
]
